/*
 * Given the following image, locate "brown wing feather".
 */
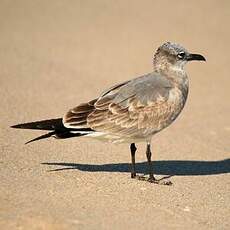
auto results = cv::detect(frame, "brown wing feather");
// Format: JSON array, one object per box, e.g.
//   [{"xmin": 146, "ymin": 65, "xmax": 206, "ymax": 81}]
[
  {"xmin": 63, "ymin": 81, "xmax": 130, "ymax": 129},
  {"xmin": 63, "ymin": 99, "xmax": 97, "ymax": 128},
  {"xmin": 62, "ymin": 73, "xmax": 184, "ymax": 140},
  {"xmin": 64, "ymin": 96, "xmax": 168, "ymax": 138},
  {"xmin": 87, "ymin": 93, "xmax": 181, "ymax": 139},
  {"xmin": 87, "ymin": 97, "xmax": 141, "ymax": 137}
]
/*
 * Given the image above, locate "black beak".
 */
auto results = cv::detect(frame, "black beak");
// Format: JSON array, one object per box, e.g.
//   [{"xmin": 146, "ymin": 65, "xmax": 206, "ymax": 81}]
[{"xmin": 186, "ymin": 53, "xmax": 206, "ymax": 61}]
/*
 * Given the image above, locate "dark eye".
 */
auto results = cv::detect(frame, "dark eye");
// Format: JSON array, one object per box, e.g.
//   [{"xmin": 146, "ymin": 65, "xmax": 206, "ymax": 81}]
[{"xmin": 177, "ymin": 52, "xmax": 185, "ymax": 59}]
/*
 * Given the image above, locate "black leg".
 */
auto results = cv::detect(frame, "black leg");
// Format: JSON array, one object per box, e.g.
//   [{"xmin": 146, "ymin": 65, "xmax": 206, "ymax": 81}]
[
  {"xmin": 145, "ymin": 143, "xmax": 172, "ymax": 185},
  {"xmin": 130, "ymin": 143, "xmax": 137, "ymax": 178},
  {"xmin": 146, "ymin": 143, "xmax": 156, "ymax": 181}
]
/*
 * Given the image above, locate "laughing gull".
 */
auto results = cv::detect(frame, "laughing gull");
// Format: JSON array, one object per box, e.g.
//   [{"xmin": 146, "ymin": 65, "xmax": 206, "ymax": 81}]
[{"xmin": 12, "ymin": 42, "xmax": 205, "ymax": 184}]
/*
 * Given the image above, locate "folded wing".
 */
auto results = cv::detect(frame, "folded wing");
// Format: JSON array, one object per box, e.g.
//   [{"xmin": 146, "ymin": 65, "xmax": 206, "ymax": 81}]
[{"xmin": 63, "ymin": 73, "xmax": 174, "ymax": 139}]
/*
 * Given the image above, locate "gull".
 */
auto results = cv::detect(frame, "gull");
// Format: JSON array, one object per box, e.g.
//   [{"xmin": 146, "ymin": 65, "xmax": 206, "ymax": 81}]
[{"xmin": 11, "ymin": 42, "xmax": 206, "ymax": 184}]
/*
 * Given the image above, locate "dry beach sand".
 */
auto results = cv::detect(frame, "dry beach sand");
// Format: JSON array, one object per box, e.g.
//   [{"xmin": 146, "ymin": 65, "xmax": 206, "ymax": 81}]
[{"xmin": 0, "ymin": 0, "xmax": 230, "ymax": 229}]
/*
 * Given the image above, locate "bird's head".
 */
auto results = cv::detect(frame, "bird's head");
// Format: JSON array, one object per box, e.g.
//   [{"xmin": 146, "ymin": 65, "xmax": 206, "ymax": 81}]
[{"xmin": 153, "ymin": 42, "xmax": 206, "ymax": 74}]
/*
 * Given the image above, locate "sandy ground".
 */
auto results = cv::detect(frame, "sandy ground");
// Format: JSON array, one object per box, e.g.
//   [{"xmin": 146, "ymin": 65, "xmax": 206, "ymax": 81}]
[{"xmin": 0, "ymin": 0, "xmax": 230, "ymax": 229}]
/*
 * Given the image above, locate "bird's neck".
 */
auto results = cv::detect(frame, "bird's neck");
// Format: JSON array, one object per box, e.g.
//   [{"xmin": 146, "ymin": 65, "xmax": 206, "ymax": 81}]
[{"xmin": 154, "ymin": 64, "xmax": 188, "ymax": 86}]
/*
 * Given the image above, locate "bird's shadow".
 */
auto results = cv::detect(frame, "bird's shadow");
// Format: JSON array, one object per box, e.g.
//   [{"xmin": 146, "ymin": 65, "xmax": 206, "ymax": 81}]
[{"xmin": 42, "ymin": 159, "xmax": 230, "ymax": 176}]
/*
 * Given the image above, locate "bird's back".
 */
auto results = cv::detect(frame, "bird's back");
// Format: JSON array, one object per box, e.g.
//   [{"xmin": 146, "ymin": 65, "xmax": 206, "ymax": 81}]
[{"xmin": 63, "ymin": 72, "xmax": 189, "ymax": 142}]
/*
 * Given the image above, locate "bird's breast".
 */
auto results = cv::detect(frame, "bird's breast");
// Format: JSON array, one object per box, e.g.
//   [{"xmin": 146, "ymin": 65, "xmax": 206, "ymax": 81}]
[
  {"xmin": 167, "ymin": 86, "xmax": 187, "ymax": 119},
  {"xmin": 138, "ymin": 86, "xmax": 188, "ymax": 136}
]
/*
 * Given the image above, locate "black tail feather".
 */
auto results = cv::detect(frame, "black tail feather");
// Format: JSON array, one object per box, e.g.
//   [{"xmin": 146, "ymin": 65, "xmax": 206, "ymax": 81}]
[
  {"xmin": 25, "ymin": 131, "xmax": 56, "ymax": 144},
  {"xmin": 24, "ymin": 131, "xmax": 88, "ymax": 144},
  {"xmin": 11, "ymin": 118, "xmax": 64, "ymax": 131},
  {"xmin": 11, "ymin": 118, "xmax": 93, "ymax": 144}
]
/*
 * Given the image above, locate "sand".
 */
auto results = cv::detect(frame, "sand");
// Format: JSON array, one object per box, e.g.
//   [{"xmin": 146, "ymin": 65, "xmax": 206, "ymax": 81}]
[{"xmin": 0, "ymin": 0, "xmax": 229, "ymax": 229}]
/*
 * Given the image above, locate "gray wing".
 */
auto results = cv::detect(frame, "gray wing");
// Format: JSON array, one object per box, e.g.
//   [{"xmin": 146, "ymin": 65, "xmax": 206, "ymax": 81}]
[{"xmin": 63, "ymin": 72, "xmax": 173, "ymax": 138}]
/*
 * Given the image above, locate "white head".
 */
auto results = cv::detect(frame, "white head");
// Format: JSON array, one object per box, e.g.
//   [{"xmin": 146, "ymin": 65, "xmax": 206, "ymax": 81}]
[{"xmin": 153, "ymin": 42, "xmax": 206, "ymax": 74}]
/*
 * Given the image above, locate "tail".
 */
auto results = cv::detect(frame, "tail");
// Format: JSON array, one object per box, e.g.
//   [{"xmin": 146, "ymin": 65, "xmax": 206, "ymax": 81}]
[{"xmin": 11, "ymin": 118, "xmax": 93, "ymax": 144}]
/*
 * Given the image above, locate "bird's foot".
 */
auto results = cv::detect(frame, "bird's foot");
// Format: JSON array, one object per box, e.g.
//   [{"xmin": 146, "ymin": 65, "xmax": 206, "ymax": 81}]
[
  {"xmin": 148, "ymin": 177, "xmax": 172, "ymax": 186},
  {"xmin": 131, "ymin": 172, "xmax": 136, "ymax": 178},
  {"xmin": 135, "ymin": 175, "xmax": 172, "ymax": 186}
]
